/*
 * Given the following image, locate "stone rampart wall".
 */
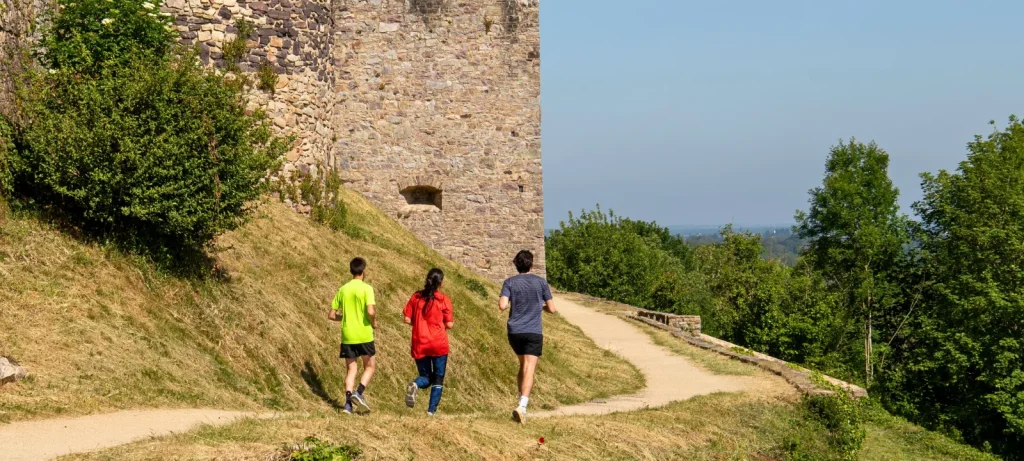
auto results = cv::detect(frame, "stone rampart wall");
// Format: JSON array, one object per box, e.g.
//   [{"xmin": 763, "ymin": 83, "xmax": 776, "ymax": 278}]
[
  {"xmin": 1, "ymin": 0, "xmax": 547, "ymax": 282},
  {"xmin": 164, "ymin": 0, "xmax": 338, "ymax": 179},
  {"xmin": 330, "ymin": 0, "xmax": 544, "ymax": 281}
]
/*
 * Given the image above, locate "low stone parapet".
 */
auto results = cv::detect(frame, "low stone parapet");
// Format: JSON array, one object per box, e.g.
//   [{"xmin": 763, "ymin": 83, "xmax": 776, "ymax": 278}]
[
  {"xmin": 625, "ymin": 310, "xmax": 867, "ymax": 399},
  {"xmin": 634, "ymin": 308, "xmax": 701, "ymax": 335}
]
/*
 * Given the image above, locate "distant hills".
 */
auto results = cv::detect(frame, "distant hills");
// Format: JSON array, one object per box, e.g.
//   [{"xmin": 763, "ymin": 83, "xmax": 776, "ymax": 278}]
[{"xmin": 546, "ymin": 224, "xmax": 804, "ymax": 266}]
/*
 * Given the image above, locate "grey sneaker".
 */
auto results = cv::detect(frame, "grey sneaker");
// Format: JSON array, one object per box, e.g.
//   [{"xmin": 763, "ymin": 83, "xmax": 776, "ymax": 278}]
[
  {"xmin": 405, "ymin": 382, "xmax": 419, "ymax": 408},
  {"xmin": 342, "ymin": 402, "xmax": 353, "ymax": 414},
  {"xmin": 351, "ymin": 392, "xmax": 371, "ymax": 413},
  {"xmin": 512, "ymin": 406, "xmax": 526, "ymax": 424},
  {"xmin": 426, "ymin": 411, "xmax": 435, "ymax": 417}
]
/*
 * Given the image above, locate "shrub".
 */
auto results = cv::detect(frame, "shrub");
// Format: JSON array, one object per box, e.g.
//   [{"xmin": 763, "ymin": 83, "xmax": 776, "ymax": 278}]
[
  {"xmin": 257, "ymin": 60, "xmax": 279, "ymax": 93},
  {"xmin": 9, "ymin": 0, "xmax": 290, "ymax": 272},
  {"xmin": 15, "ymin": 52, "xmax": 287, "ymax": 270},
  {"xmin": 804, "ymin": 390, "xmax": 866, "ymax": 460},
  {"xmin": 222, "ymin": 19, "xmax": 255, "ymax": 73},
  {"xmin": 310, "ymin": 170, "xmax": 349, "ymax": 232},
  {"xmin": 40, "ymin": 0, "xmax": 177, "ymax": 75}
]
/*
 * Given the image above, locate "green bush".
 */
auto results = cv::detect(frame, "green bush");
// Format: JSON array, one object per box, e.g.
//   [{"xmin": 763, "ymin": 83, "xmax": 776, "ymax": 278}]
[
  {"xmin": 804, "ymin": 391, "xmax": 866, "ymax": 460},
  {"xmin": 222, "ymin": 19, "xmax": 255, "ymax": 73},
  {"xmin": 257, "ymin": 60, "xmax": 279, "ymax": 93},
  {"xmin": 11, "ymin": 0, "xmax": 289, "ymax": 272},
  {"xmin": 286, "ymin": 437, "xmax": 361, "ymax": 461},
  {"xmin": 40, "ymin": 0, "xmax": 177, "ymax": 75}
]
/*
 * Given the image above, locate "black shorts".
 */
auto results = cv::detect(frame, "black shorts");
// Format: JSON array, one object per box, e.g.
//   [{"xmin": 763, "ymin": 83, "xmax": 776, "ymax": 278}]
[
  {"xmin": 508, "ymin": 333, "xmax": 543, "ymax": 357},
  {"xmin": 340, "ymin": 341, "xmax": 376, "ymax": 359}
]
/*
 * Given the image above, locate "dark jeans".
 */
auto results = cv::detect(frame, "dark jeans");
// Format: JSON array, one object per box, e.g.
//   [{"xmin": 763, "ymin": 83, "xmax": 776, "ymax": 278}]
[{"xmin": 412, "ymin": 355, "xmax": 448, "ymax": 413}]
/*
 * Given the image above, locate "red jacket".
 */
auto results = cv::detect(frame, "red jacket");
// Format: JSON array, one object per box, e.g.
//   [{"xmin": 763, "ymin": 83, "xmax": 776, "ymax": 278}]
[{"xmin": 403, "ymin": 291, "xmax": 454, "ymax": 359}]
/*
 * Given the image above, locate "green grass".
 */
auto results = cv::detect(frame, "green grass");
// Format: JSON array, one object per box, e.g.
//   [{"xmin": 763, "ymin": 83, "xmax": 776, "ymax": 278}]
[{"xmin": 859, "ymin": 402, "xmax": 998, "ymax": 461}]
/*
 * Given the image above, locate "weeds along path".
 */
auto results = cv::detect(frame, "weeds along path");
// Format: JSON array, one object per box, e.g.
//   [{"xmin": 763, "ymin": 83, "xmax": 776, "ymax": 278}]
[
  {"xmin": 0, "ymin": 296, "xmax": 766, "ymax": 460},
  {"xmin": 0, "ymin": 410, "xmax": 273, "ymax": 461},
  {"xmin": 528, "ymin": 296, "xmax": 754, "ymax": 418}
]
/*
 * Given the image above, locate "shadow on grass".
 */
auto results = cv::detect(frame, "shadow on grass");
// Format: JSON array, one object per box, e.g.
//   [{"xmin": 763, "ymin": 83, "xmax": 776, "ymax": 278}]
[{"xmin": 301, "ymin": 360, "xmax": 344, "ymax": 410}]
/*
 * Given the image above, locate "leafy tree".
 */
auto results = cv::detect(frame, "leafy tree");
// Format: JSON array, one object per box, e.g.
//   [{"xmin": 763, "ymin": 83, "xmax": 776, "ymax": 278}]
[
  {"xmin": 795, "ymin": 139, "xmax": 909, "ymax": 386},
  {"xmin": 546, "ymin": 206, "xmax": 685, "ymax": 309},
  {"xmin": 889, "ymin": 117, "xmax": 1024, "ymax": 455}
]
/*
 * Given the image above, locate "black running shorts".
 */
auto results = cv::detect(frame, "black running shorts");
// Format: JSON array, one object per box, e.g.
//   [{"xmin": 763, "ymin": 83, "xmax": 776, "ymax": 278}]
[
  {"xmin": 507, "ymin": 333, "xmax": 543, "ymax": 357},
  {"xmin": 340, "ymin": 341, "xmax": 376, "ymax": 359}
]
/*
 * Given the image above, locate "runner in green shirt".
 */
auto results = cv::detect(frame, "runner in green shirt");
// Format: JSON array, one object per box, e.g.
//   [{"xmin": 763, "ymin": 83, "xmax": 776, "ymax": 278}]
[{"xmin": 329, "ymin": 257, "xmax": 377, "ymax": 414}]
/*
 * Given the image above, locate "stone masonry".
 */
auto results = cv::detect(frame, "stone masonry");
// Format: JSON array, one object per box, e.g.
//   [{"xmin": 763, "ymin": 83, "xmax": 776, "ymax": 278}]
[
  {"xmin": 0, "ymin": 0, "xmax": 545, "ymax": 282},
  {"xmin": 163, "ymin": 0, "xmax": 338, "ymax": 179},
  {"xmin": 331, "ymin": 0, "xmax": 544, "ymax": 281}
]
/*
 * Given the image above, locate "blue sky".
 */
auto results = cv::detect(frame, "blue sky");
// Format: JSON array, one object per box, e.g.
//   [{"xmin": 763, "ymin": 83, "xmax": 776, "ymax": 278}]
[{"xmin": 540, "ymin": 0, "xmax": 1024, "ymax": 227}]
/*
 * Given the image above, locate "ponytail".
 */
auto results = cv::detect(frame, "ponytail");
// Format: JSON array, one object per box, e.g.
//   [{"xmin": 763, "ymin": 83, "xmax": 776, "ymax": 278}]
[{"xmin": 419, "ymin": 268, "xmax": 444, "ymax": 314}]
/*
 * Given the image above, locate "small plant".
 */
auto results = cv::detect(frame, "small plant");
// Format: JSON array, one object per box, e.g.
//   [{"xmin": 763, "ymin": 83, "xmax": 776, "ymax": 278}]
[
  {"xmin": 465, "ymin": 278, "xmax": 488, "ymax": 298},
  {"xmin": 484, "ymin": 16, "xmax": 494, "ymax": 34},
  {"xmin": 278, "ymin": 436, "xmax": 361, "ymax": 461},
  {"xmin": 730, "ymin": 346, "xmax": 755, "ymax": 356},
  {"xmin": 257, "ymin": 60, "xmax": 278, "ymax": 93},
  {"xmin": 222, "ymin": 18, "xmax": 255, "ymax": 73}
]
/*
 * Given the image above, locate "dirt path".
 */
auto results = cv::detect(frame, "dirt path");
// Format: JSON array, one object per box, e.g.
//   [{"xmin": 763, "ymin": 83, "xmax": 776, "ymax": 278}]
[
  {"xmin": 0, "ymin": 295, "xmax": 768, "ymax": 460},
  {"xmin": 0, "ymin": 409, "xmax": 267, "ymax": 461},
  {"xmin": 529, "ymin": 296, "xmax": 757, "ymax": 418}
]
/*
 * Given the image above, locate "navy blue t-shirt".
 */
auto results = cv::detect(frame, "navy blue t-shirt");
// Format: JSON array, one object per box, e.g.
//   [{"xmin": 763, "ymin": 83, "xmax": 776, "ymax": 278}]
[{"xmin": 500, "ymin": 273, "xmax": 553, "ymax": 335}]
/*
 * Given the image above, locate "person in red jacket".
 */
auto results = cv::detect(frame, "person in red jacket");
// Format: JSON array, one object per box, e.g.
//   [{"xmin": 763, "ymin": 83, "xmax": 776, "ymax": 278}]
[{"xmin": 402, "ymin": 268, "xmax": 454, "ymax": 415}]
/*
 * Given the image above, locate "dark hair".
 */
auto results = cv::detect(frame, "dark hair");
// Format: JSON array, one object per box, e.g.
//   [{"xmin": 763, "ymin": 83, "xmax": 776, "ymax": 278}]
[
  {"xmin": 419, "ymin": 268, "xmax": 444, "ymax": 314},
  {"xmin": 350, "ymin": 257, "xmax": 367, "ymax": 276},
  {"xmin": 513, "ymin": 250, "xmax": 533, "ymax": 274}
]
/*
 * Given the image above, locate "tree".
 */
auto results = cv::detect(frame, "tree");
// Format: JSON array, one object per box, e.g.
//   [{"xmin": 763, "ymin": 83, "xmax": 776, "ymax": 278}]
[
  {"xmin": 795, "ymin": 139, "xmax": 909, "ymax": 386},
  {"xmin": 899, "ymin": 117, "xmax": 1024, "ymax": 455},
  {"xmin": 545, "ymin": 205, "xmax": 685, "ymax": 309}
]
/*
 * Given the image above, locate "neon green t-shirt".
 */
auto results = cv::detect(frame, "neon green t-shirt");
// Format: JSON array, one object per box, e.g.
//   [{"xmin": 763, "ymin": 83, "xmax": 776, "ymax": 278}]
[{"xmin": 331, "ymin": 279, "xmax": 376, "ymax": 345}]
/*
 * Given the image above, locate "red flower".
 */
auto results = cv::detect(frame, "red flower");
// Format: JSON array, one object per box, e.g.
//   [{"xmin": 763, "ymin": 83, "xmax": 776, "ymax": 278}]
[{"xmin": 538, "ymin": 437, "xmax": 545, "ymax": 445}]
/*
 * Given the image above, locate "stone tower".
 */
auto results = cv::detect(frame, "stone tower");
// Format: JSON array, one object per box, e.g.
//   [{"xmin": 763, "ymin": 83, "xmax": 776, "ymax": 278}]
[
  {"xmin": 330, "ymin": 0, "xmax": 544, "ymax": 281},
  {"xmin": 1, "ymin": 0, "xmax": 544, "ymax": 282}
]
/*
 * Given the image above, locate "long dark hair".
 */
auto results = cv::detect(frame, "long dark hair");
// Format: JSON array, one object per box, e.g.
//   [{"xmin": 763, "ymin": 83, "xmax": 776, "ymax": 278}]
[{"xmin": 419, "ymin": 268, "xmax": 444, "ymax": 314}]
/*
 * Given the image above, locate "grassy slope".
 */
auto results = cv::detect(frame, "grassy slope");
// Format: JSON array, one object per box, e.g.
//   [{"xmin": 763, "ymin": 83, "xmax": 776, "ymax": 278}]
[
  {"xmin": 65, "ymin": 310, "xmax": 996, "ymax": 461},
  {"xmin": 0, "ymin": 188, "xmax": 642, "ymax": 422}
]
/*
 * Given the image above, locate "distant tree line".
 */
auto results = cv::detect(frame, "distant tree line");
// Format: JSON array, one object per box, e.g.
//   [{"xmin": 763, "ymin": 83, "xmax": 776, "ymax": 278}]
[
  {"xmin": 546, "ymin": 120, "xmax": 1024, "ymax": 459},
  {"xmin": 685, "ymin": 228, "xmax": 804, "ymax": 266}
]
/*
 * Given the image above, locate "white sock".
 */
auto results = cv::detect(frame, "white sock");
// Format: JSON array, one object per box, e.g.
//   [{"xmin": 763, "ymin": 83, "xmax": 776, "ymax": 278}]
[{"xmin": 518, "ymin": 396, "xmax": 529, "ymax": 409}]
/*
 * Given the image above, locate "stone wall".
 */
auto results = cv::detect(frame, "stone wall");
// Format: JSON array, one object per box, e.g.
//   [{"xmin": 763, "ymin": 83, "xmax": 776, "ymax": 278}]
[
  {"xmin": 330, "ymin": 0, "xmax": 544, "ymax": 281},
  {"xmin": 1, "ymin": 0, "xmax": 546, "ymax": 283},
  {"xmin": 164, "ymin": 0, "xmax": 338, "ymax": 179},
  {"xmin": 0, "ymin": 0, "xmax": 51, "ymax": 121}
]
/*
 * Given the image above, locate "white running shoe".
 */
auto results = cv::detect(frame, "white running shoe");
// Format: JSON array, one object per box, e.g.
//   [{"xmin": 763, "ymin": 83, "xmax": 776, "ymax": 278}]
[
  {"xmin": 405, "ymin": 382, "xmax": 418, "ymax": 408},
  {"xmin": 512, "ymin": 406, "xmax": 527, "ymax": 424},
  {"xmin": 351, "ymin": 392, "xmax": 371, "ymax": 413}
]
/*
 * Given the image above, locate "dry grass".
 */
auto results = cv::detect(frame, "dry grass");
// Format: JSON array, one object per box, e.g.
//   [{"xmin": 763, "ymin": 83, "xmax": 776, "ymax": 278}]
[
  {"xmin": 66, "ymin": 393, "xmax": 814, "ymax": 461},
  {"xmin": 0, "ymin": 188, "xmax": 642, "ymax": 422}
]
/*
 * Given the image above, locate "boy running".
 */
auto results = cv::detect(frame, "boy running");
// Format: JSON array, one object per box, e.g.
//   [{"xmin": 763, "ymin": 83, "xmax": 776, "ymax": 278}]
[
  {"xmin": 498, "ymin": 250, "xmax": 556, "ymax": 424},
  {"xmin": 329, "ymin": 257, "xmax": 377, "ymax": 414},
  {"xmin": 402, "ymin": 268, "xmax": 455, "ymax": 416}
]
